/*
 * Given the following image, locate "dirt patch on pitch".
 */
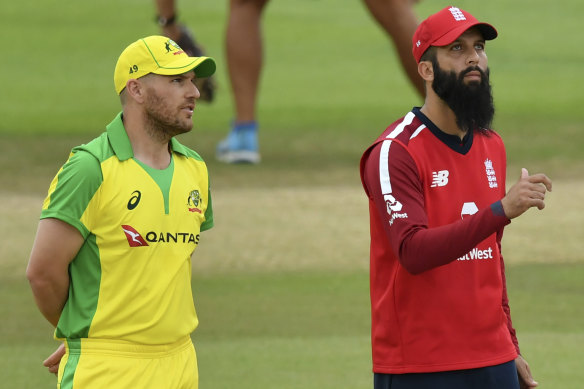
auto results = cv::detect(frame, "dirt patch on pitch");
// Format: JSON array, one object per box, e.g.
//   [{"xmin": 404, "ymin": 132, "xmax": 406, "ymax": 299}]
[
  {"xmin": 194, "ymin": 185, "xmax": 371, "ymax": 275},
  {"xmin": 1, "ymin": 180, "xmax": 581, "ymax": 278},
  {"xmin": 0, "ymin": 193, "xmax": 43, "ymax": 279},
  {"xmin": 501, "ymin": 179, "xmax": 583, "ymax": 265},
  {"xmin": 196, "ymin": 180, "xmax": 583, "ymax": 274}
]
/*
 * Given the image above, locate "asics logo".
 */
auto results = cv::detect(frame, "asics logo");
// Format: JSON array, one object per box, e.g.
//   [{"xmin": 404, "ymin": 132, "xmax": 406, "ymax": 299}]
[
  {"xmin": 431, "ymin": 170, "xmax": 450, "ymax": 187},
  {"xmin": 127, "ymin": 190, "xmax": 141, "ymax": 210}
]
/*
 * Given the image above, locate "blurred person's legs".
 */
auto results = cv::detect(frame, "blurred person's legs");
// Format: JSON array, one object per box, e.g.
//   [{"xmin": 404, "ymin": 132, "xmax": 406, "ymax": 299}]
[
  {"xmin": 154, "ymin": 0, "xmax": 216, "ymax": 102},
  {"xmin": 362, "ymin": 0, "xmax": 424, "ymax": 97},
  {"xmin": 216, "ymin": 0, "xmax": 269, "ymax": 164}
]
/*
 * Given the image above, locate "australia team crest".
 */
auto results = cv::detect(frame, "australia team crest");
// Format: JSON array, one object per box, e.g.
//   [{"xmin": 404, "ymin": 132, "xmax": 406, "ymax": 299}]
[{"xmin": 187, "ymin": 189, "xmax": 202, "ymax": 213}]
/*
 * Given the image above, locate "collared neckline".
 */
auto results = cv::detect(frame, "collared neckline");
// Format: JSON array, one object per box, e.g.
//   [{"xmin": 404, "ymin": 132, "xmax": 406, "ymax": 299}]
[
  {"xmin": 412, "ymin": 107, "xmax": 473, "ymax": 155},
  {"xmin": 106, "ymin": 112, "xmax": 190, "ymax": 161}
]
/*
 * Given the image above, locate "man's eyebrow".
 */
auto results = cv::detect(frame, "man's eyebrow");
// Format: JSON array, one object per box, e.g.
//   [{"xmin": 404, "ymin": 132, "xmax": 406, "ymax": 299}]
[
  {"xmin": 448, "ymin": 37, "xmax": 486, "ymax": 45},
  {"xmin": 181, "ymin": 71, "xmax": 196, "ymax": 78}
]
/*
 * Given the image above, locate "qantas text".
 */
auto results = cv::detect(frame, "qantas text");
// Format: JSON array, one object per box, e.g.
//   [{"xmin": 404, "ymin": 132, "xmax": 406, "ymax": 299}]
[{"xmin": 145, "ymin": 232, "xmax": 200, "ymax": 244}]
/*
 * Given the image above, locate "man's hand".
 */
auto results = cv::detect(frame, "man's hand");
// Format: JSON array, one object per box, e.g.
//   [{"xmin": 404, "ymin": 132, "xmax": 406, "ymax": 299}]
[
  {"xmin": 501, "ymin": 168, "xmax": 552, "ymax": 219},
  {"xmin": 516, "ymin": 354, "xmax": 538, "ymax": 388},
  {"xmin": 43, "ymin": 343, "xmax": 66, "ymax": 375}
]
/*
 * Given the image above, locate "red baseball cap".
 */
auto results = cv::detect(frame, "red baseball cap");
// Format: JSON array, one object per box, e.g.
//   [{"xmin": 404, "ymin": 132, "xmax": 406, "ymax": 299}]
[{"xmin": 412, "ymin": 6, "xmax": 498, "ymax": 63}]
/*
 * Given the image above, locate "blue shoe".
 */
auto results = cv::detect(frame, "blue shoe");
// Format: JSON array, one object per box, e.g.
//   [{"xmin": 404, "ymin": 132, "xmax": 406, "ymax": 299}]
[{"xmin": 216, "ymin": 121, "xmax": 261, "ymax": 164}]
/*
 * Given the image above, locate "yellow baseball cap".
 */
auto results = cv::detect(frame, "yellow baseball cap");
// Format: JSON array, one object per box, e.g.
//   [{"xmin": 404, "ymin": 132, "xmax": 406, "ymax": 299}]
[{"xmin": 114, "ymin": 35, "xmax": 216, "ymax": 95}]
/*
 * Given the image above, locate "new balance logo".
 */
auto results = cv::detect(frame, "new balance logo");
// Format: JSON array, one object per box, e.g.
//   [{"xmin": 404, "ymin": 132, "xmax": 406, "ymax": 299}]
[
  {"xmin": 122, "ymin": 225, "xmax": 149, "ymax": 247},
  {"xmin": 431, "ymin": 170, "xmax": 449, "ymax": 187},
  {"xmin": 449, "ymin": 7, "xmax": 466, "ymax": 21}
]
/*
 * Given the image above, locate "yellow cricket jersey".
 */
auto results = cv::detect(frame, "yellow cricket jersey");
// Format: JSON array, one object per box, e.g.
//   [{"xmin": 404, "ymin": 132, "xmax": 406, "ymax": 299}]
[{"xmin": 41, "ymin": 112, "xmax": 213, "ymax": 345}]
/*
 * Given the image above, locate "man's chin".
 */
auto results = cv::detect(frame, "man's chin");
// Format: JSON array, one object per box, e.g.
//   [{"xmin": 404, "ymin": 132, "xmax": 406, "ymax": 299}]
[
  {"xmin": 463, "ymin": 80, "xmax": 482, "ymax": 89},
  {"xmin": 176, "ymin": 127, "xmax": 192, "ymax": 136}
]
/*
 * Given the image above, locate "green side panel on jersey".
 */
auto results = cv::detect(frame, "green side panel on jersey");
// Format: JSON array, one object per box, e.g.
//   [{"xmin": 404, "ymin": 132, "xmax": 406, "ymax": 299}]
[
  {"xmin": 172, "ymin": 135, "xmax": 213, "ymax": 228},
  {"xmin": 181, "ymin": 146, "xmax": 213, "ymax": 230},
  {"xmin": 201, "ymin": 184, "xmax": 213, "ymax": 231},
  {"xmin": 60, "ymin": 339, "xmax": 81, "ymax": 389},
  {"xmin": 133, "ymin": 156, "xmax": 174, "ymax": 214},
  {"xmin": 56, "ymin": 234, "xmax": 101, "ymax": 339}
]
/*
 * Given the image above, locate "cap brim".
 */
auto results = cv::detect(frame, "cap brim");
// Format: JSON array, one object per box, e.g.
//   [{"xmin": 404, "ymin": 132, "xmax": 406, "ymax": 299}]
[
  {"xmin": 152, "ymin": 56, "xmax": 216, "ymax": 78},
  {"xmin": 433, "ymin": 22, "xmax": 498, "ymax": 47}
]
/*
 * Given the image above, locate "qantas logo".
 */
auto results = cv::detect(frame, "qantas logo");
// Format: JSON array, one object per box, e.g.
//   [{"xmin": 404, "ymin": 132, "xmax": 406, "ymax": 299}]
[
  {"xmin": 121, "ymin": 225, "xmax": 200, "ymax": 247},
  {"xmin": 122, "ymin": 225, "xmax": 149, "ymax": 247},
  {"xmin": 431, "ymin": 170, "xmax": 449, "ymax": 187}
]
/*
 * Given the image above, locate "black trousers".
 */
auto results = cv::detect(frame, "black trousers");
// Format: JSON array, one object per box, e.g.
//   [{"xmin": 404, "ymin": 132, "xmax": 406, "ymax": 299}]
[{"xmin": 374, "ymin": 360, "xmax": 520, "ymax": 389}]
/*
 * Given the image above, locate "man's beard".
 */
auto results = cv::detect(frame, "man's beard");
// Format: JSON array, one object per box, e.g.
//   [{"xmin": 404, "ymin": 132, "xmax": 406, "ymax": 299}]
[
  {"xmin": 143, "ymin": 89, "xmax": 192, "ymax": 142},
  {"xmin": 431, "ymin": 58, "xmax": 495, "ymax": 134}
]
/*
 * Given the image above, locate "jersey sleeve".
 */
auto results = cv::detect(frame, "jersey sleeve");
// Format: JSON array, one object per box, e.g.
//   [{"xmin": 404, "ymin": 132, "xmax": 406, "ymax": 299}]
[
  {"xmin": 363, "ymin": 140, "xmax": 511, "ymax": 274},
  {"xmin": 41, "ymin": 150, "xmax": 103, "ymax": 238}
]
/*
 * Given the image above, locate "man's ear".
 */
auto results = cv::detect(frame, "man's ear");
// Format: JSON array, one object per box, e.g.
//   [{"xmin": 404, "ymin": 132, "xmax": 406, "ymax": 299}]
[
  {"xmin": 418, "ymin": 61, "xmax": 434, "ymax": 82},
  {"xmin": 125, "ymin": 79, "xmax": 146, "ymax": 103}
]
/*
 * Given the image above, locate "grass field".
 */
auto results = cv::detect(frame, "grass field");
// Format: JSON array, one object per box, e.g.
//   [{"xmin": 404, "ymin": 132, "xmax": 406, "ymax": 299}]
[{"xmin": 1, "ymin": 0, "xmax": 583, "ymax": 387}]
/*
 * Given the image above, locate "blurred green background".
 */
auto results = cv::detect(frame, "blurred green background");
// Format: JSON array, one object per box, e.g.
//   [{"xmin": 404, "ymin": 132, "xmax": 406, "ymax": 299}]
[{"xmin": 1, "ymin": 0, "xmax": 582, "ymax": 387}]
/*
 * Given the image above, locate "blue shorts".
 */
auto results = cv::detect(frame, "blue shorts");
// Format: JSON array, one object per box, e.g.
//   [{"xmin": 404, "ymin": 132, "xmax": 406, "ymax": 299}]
[{"xmin": 374, "ymin": 360, "xmax": 519, "ymax": 389}]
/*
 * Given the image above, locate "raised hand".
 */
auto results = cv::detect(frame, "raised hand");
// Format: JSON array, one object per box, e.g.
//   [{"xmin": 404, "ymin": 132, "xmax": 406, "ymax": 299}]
[{"xmin": 501, "ymin": 168, "xmax": 552, "ymax": 219}]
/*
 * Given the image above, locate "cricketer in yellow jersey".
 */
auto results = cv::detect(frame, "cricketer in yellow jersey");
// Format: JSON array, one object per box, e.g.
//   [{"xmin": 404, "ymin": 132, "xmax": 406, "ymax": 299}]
[{"xmin": 27, "ymin": 35, "xmax": 216, "ymax": 389}]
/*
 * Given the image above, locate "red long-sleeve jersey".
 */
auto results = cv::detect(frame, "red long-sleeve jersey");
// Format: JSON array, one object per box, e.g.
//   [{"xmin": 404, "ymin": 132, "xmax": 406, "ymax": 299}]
[{"xmin": 360, "ymin": 108, "xmax": 519, "ymax": 374}]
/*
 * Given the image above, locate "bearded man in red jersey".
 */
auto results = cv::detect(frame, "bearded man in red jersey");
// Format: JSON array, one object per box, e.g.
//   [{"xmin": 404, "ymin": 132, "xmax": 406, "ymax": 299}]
[{"xmin": 360, "ymin": 6, "xmax": 552, "ymax": 389}]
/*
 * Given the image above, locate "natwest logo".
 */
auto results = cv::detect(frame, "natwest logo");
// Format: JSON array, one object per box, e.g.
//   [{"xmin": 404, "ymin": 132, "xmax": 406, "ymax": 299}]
[
  {"xmin": 457, "ymin": 246, "xmax": 494, "ymax": 261},
  {"xmin": 384, "ymin": 194, "xmax": 408, "ymax": 225},
  {"xmin": 122, "ymin": 225, "xmax": 149, "ymax": 247},
  {"xmin": 384, "ymin": 194, "xmax": 402, "ymax": 214}
]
